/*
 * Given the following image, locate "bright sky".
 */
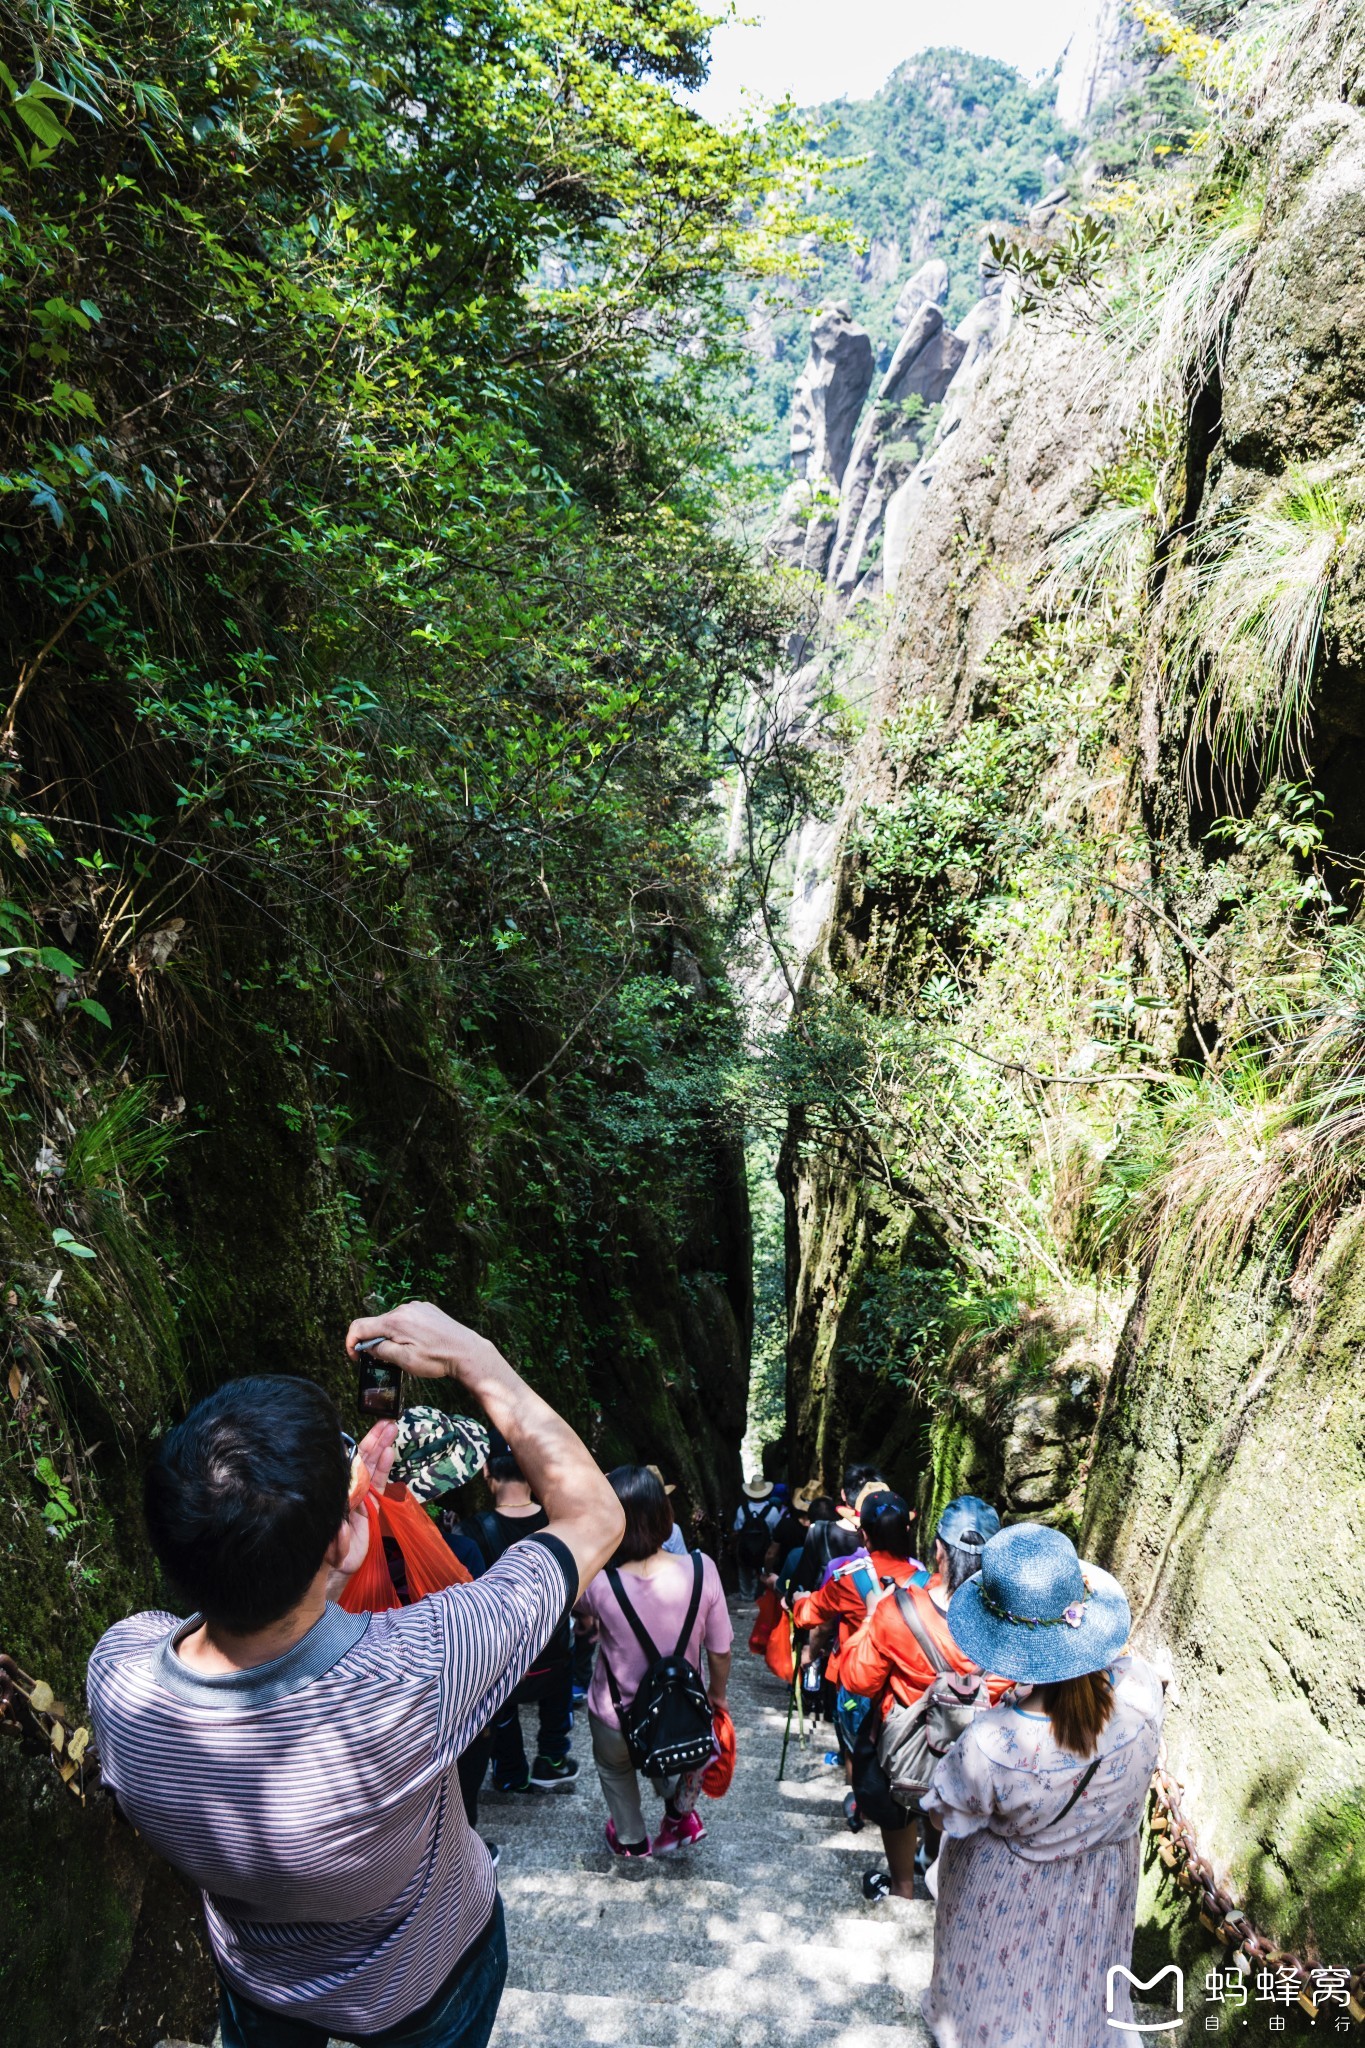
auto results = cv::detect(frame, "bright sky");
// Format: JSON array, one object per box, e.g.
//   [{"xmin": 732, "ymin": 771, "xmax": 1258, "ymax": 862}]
[{"xmin": 690, "ymin": 0, "xmax": 1089, "ymax": 118}]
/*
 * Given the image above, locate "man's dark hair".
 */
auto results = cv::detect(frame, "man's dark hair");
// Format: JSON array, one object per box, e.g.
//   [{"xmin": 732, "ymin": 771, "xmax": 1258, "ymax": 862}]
[
  {"xmin": 807, "ymin": 1494, "xmax": 837, "ymax": 1522},
  {"xmin": 842, "ymin": 1462, "xmax": 884, "ymax": 1503},
  {"xmin": 485, "ymin": 1429, "xmax": 524, "ymax": 1485},
  {"xmin": 143, "ymin": 1376, "xmax": 348, "ymax": 1634},
  {"xmin": 606, "ymin": 1464, "xmax": 673, "ymax": 1564},
  {"xmin": 859, "ymin": 1491, "xmax": 916, "ymax": 1560}
]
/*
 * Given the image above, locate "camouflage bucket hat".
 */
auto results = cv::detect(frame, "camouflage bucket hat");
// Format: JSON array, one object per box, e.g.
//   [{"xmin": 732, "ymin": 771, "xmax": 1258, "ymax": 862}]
[{"xmin": 392, "ymin": 1407, "xmax": 491, "ymax": 1503}]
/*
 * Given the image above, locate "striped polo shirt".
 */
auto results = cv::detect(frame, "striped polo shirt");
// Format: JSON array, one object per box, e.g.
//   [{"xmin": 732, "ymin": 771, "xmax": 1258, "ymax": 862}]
[{"xmin": 88, "ymin": 1533, "xmax": 574, "ymax": 2033}]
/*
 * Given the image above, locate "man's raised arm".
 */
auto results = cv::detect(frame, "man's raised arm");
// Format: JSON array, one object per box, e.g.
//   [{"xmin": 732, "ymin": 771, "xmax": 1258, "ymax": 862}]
[{"xmin": 345, "ymin": 1302, "xmax": 623, "ymax": 1591}]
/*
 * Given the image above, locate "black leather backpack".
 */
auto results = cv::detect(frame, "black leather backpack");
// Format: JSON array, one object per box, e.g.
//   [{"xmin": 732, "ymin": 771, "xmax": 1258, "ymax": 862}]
[{"xmin": 603, "ymin": 1554, "xmax": 716, "ymax": 1778}]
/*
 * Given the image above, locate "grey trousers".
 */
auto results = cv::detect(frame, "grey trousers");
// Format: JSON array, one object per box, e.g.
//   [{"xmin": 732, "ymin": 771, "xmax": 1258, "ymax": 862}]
[
  {"xmin": 737, "ymin": 1559, "xmax": 759, "ymax": 1601},
  {"xmin": 588, "ymin": 1712, "xmax": 702, "ymax": 1845}
]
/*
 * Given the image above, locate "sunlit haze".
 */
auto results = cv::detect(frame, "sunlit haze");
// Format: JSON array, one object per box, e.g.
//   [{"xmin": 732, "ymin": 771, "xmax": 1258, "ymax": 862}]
[{"xmin": 691, "ymin": 0, "xmax": 1088, "ymax": 117}]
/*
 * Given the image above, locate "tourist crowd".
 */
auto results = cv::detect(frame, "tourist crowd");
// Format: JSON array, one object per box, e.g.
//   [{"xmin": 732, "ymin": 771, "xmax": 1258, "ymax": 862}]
[
  {"xmin": 86, "ymin": 1302, "xmax": 1163, "ymax": 2048},
  {"xmin": 735, "ymin": 1464, "xmax": 1163, "ymax": 2042}
]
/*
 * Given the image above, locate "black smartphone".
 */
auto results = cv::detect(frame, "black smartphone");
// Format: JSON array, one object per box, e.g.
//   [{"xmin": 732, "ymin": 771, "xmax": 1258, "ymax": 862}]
[{"xmin": 356, "ymin": 1339, "xmax": 403, "ymax": 1420}]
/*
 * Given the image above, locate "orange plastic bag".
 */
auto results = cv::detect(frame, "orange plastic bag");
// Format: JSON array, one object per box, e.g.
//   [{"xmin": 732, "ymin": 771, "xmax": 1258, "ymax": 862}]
[
  {"xmin": 339, "ymin": 1483, "xmax": 471, "ymax": 1614},
  {"xmin": 764, "ymin": 1616, "xmax": 795, "ymax": 1686},
  {"xmin": 701, "ymin": 1705, "xmax": 736, "ymax": 1799},
  {"xmin": 748, "ymin": 1587, "xmax": 781, "ymax": 1654}
]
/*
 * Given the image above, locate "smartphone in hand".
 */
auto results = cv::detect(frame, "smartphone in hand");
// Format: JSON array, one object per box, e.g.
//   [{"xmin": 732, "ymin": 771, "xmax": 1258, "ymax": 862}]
[{"xmin": 356, "ymin": 1338, "xmax": 403, "ymax": 1420}]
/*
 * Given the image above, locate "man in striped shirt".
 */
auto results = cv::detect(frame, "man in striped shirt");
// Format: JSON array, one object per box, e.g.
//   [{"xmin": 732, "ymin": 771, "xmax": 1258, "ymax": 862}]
[{"xmin": 87, "ymin": 1303, "xmax": 624, "ymax": 2047}]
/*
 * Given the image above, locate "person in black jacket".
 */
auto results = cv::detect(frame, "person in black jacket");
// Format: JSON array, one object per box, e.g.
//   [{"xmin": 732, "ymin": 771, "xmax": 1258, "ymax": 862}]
[{"xmin": 461, "ymin": 1433, "xmax": 578, "ymax": 1793}]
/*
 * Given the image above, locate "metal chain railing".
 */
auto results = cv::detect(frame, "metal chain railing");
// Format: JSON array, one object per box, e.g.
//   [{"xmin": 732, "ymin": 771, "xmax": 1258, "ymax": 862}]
[{"xmin": 1148, "ymin": 1756, "xmax": 1365, "ymax": 2023}]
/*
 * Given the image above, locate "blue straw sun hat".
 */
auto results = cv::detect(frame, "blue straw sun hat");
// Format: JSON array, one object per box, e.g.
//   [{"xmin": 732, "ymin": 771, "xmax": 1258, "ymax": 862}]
[
  {"xmin": 947, "ymin": 1522, "xmax": 1132, "ymax": 1685},
  {"xmin": 935, "ymin": 1494, "xmax": 1002, "ymax": 1549}
]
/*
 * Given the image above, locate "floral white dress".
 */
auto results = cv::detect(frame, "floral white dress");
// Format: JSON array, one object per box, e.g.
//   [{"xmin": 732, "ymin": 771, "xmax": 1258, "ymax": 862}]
[{"xmin": 918, "ymin": 1655, "xmax": 1163, "ymax": 2048}]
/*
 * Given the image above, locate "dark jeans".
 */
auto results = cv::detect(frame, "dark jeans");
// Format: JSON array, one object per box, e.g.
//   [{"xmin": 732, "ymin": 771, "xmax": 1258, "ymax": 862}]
[
  {"xmin": 218, "ymin": 1898, "xmax": 507, "ymax": 2048},
  {"xmin": 488, "ymin": 1659, "xmax": 572, "ymax": 1785}
]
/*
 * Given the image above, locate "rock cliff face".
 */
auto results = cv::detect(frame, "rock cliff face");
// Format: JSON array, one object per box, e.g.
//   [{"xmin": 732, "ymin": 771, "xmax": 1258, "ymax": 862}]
[
  {"xmin": 892, "ymin": 256, "xmax": 949, "ymax": 329},
  {"xmin": 829, "ymin": 305, "xmax": 966, "ymax": 596},
  {"xmin": 782, "ymin": 5, "xmax": 1365, "ymax": 1978},
  {"xmin": 789, "ymin": 302, "xmax": 876, "ymax": 491},
  {"xmin": 1056, "ymin": 0, "xmax": 1149, "ymax": 132}
]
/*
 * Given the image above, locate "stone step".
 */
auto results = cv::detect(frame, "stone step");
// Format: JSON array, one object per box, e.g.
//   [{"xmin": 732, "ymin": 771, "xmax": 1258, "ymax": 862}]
[
  {"xmin": 486, "ymin": 1602, "xmax": 933, "ymax": 2048},
  {"xmin": 501, "ymin": 1934, "xmax": 926, "ymax": 2020},
  {"xmin": 491, "ymin": 1986, "xmax": 927, "ymax": 2048},
  {"xmin": 497, "ymin": 1871, "xmax": 930, "ymax": 1960}
]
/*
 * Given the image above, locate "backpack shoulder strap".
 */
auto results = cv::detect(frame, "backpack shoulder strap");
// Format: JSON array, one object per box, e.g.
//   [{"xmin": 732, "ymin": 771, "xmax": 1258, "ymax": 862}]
[
  {"xmin": 1051, "ymin": 1755, "xmax": 1102, "ymax": 1828},
  {"xmin": 466, "ymin": 1511, "xmax": 502, "ymax": 1569},
  {"xmin": 606, "ymin": 1567, "xmax": 661, "ymax": 1665},
  {"xmin": 813, "ymin": 1523, "xmax": 832, "ymax": 1573},
  {"xmin": 894, "ymin": 1583, "xmax": 952, "ymax": 1676},
  {"xmin": 672, "ymin": 1551, "xmax": 704, "ymax": 1661}
]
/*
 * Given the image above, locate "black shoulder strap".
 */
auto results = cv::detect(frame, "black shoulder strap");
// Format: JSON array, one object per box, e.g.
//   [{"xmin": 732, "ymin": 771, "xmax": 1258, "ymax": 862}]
[
  {"xmin": 672, "ymin": 1551, "xmax": 704, "ymax": 1661},
  {"xmin": 1052, "ymin": 1755, "xmax": 1101, "ymax": 1828},
  {"xmin": 894, "ymin": 1584, "xmax": 951, "ymax": 1676},
  {"xmin": 606, "ymin": 1567, "xmax": 661, "ymax": 1666},
  {"xmin": 466, "ymin": 1511, "xmax": 502, "ymax": 1569}
]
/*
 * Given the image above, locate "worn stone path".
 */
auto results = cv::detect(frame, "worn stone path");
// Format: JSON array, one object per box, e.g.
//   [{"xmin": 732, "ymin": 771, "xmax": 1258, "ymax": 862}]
[{"xmin": 484, "ymin": 1602, "xmax": 934, "ymax": 2048}]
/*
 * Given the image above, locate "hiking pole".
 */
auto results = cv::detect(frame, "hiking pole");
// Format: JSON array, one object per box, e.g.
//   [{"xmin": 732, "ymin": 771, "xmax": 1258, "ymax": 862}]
[
  {"xmin": 778, "ymin": 1667, "xmax": 799, "ymax": 1782},
  {"xmin": 793, "ymin": 1622, "xmax": 807, "ymax": 1749}
]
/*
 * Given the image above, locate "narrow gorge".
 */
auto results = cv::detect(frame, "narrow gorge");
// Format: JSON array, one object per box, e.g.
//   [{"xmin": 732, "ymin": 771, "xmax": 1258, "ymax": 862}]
[{"xmin": 3, "ymin": 0, "xmax": 1365, "ymax": 2039}]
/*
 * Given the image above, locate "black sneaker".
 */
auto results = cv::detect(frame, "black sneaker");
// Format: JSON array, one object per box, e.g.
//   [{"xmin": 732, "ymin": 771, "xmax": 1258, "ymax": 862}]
[
  {"xmin": 861, "ymin": 1868, "xmax": 891, "ymax": 1901},
  {"xmin": 483, "ymin": 1841, "xmax": 500, "ymax": 1869},
  {"xmin": 491, "ymin": 1769, "xmax": 533, "ymax": 1794},
  {"xmin": 530, "ymin": 1753, "xmax": 580, "ymax": 1790}
]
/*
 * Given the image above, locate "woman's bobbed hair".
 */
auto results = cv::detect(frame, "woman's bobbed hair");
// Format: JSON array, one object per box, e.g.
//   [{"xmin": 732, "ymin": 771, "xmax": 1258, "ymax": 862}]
[{"xmin": 606, "ymin": 1464, "xmax": 674, "ymax": 1565}]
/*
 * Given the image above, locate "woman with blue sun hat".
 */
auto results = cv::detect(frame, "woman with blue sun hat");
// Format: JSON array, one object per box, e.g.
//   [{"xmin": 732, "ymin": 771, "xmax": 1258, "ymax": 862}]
[{"xmin": 919, "ymin": 1521, "xmax": 1165, "ymax": 2048}]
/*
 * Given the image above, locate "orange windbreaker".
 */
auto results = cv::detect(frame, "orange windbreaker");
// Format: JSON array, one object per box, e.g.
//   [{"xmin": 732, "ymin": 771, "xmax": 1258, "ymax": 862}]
[
  {"xmin": 840, "ymin": 1579, "xmax": 1013, "ymax": 1717},
  {"xmin": 791, "ymin": 1551, "xmax": 923, "ymax": 1686}
]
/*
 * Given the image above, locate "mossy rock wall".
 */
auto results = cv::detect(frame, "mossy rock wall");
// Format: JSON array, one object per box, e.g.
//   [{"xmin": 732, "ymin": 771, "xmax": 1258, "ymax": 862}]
[
  {"xmin": 781, "ymin": 4, "xmax": 1365, "ymax": 1981},
  {"xmin": 1086, "ymin": 1213, "xmax": 1365, "ymax": 1967},
  {"xmin": 0, "ymin": 1746, "xmax": 216, "ymax": 2048}
]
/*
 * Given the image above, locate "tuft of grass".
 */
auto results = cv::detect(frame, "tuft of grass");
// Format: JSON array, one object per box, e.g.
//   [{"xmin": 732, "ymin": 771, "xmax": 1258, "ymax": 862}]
[
  {"xmin": 1174, "ymin": 470, "xmax": 1355, "ymax": 788},
  {"xmin": 1212, "ymin": 0, "xmax": 1336, "ymax": 106},
  {"xmin": 1101, "ymin": 184, "xmax": 1262, "ymax": 434},
  {"xmin": 1041, "ymin": 501, "xmax": 1157, "ymax": 625},
  {"xmin": 1119, "ymin": 934, "xmax": 1365, "ymax": 1288},
  {"xmin": 1137, "ymin": 1053, "xmax": 1302, "ymax": 1284},
  {"xmin": 64, "ymin": 1080, "xmax": 183, "ymax": 1200}
]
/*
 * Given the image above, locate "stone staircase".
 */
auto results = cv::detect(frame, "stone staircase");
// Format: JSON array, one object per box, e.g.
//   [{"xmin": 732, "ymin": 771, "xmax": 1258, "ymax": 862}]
[{"xmin": 485, "ymin": 1604, "xmax": 934, "ymax": 2048}]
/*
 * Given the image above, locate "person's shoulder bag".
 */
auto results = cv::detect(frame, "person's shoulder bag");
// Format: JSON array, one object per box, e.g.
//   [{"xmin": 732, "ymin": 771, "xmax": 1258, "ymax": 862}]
[{"xmin": 876, "ymin": 1585, "xmax": 986, "ymax": 1808}]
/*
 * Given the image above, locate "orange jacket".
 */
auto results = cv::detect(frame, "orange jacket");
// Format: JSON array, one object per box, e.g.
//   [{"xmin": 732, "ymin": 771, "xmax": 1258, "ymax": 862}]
[
  {"xmin": 841, "ymin": 1580, "xmax": 1012, "ymax": 1716},
  {"xmin": 791, "ymin": 1551, "xmax": 923, "ymax": 1683}
]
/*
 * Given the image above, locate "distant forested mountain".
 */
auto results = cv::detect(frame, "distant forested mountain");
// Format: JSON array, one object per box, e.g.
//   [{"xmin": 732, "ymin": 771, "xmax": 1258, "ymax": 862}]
[{"xmin": 738, "ymin": 48, "xmax": 1071, "ymax": 469}]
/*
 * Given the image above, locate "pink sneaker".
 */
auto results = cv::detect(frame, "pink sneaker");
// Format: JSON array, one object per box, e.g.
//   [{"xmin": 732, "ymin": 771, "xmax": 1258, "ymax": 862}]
[
  {"xmin": 605, "ymin": 1818, "xmax": 651, "ymax": 1858},
  {"xmin": 652, "ymin": 1809, "xmax": 706, "ymax": 1855}
]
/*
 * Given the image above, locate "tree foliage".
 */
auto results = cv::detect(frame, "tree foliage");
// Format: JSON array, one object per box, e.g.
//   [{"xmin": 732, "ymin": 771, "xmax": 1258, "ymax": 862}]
[{"xmin": 0, "ymin": 0, "xmax": 818, "ymax": 1673}]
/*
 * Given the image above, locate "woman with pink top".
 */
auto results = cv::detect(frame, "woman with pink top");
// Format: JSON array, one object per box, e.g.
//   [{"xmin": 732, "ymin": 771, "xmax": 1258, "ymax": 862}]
[{"xmin": 575, "ymin": 1465, "xmax": 733, "ymax": 1858}]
